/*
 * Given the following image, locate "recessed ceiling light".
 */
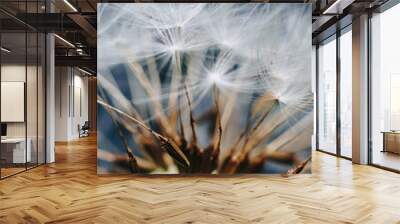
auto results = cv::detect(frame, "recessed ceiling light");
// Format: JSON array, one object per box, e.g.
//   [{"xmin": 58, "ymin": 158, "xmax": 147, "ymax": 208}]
[
  {"xmin": 54, "ymin": 34, "xmax": 75, "ymax": 48},
  {"xmin": 78, "ymin": 67, "xmax": 94, "ymax": 76},
  {"xmin": 63, "ymin": 0, "xmax": 78, "ymax": 12},
  {"xmin": 322, "ymin": 0, "xmax": 353, "ymax": 15}
]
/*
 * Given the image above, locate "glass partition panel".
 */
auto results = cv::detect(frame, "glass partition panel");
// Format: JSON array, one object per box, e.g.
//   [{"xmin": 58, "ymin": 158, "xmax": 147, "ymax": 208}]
[
  {"xmin": 27, "ymin": 30, "xmax": 38, "ymax": 169},
  {"xmin": 318, "ymin": 37, "xmax": 337, "ymax": 154},
  {"xmin": 339, "ymin": 29, "xmax": 352, "ymax": 158},
  {"xmin": 0, "ymin": 1, "xmax": 46, "ymax": 179},
  {"xmin": 312, "ymin": 45, "xmax": 317, "ymax": 151},
  {"xmin": 371, "ymin": 4, "xmax": 400, "ymax": 171},
  {"xmin": 1, "ymin": 30, "xmax": 27, "ymax": 177},
  {"xmin": 38, "ymin": 32, "xmax": 45, "ymax": 165}
]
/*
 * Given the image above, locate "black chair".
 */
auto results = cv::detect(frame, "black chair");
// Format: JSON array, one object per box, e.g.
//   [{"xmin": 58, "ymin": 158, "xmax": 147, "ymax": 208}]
[{"xmin": 78, "ymin": 121, "xmax": 90, "ymax": 138}]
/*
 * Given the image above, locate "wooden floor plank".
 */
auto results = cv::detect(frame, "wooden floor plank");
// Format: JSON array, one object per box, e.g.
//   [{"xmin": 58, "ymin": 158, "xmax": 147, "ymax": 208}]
[{"xmin": 0, "ymin": 134, "xmax": 400, "ymax": 223}]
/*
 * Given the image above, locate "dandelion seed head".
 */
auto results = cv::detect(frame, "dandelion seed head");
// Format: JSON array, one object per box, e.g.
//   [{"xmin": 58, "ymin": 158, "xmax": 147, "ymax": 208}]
[
  {"xmin": 98, "ymin": 3, "xmax": 313, "ymax": 174},
  {"xmin": 207, "ymin": 72, "xmax": 223, "ymax": 85}
]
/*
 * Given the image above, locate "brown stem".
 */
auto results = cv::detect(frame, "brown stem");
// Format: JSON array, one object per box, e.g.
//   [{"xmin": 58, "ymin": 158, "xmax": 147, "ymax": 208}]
[
  {"xmin": 235, "ymin": 100, "xmax": 278, "ymax": 162},
  {"xmin": 285, "ymin": 156, "xmax": 312, "ymax": 176},
  {"xmin": 98, "ymin": 100, "xmax": 190, "ymax": 168},
  {"xmin": 104, "ymin": 107, "xmax": 138, "ymax": 173},
  {"xmin": 213, "ymin": 84, "xmax": 222, "ymax": 155},
  {"xmin": 177, "ymin": 94, "xmax": 186, "ymax": 145},
  {"xmin": 184, "ymin": 83, "xmax": 198, "ymax": 145}
]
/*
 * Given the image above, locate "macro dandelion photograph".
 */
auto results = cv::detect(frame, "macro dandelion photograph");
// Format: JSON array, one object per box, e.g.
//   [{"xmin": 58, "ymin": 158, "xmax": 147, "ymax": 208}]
[{"xmin": 97, "ymin": 3, "xmax": 313, "ymax": 174}]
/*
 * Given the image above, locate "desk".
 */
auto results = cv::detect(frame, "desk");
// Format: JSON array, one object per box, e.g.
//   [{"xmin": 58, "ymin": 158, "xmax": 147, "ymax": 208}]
[
  {"xmin": 1, "ymin": 138, "xmax": 31, "ymax": 163},
  {"xmin": 382, "ymin": 131, "xmax": 400, "ymax": 154}
]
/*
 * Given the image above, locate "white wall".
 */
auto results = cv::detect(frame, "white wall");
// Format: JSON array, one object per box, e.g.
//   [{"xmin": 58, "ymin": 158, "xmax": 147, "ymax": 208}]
[
  {"xmin": 55, "ymin": 66, "xmax": 69, "ymax": 141},
  {"xmin": 1, "ymin": 63, "xmax": 46, "ymax": 164},
  {"xmin": 1, "ymin": 65, "xmax": 27, "ymax": 143},
  {"xmin": 1, "ymin": 65, "xmax": 26, "ymax": 139},
  {"xmin": 55, "ymin": 67, "xmax": 89, "ymax": 141},
  {"xmin": 72, "ymin": 73, "xmax": 89, "ymax": 138},
  {"xmin": 1, "ymin": 65, "xmax": 37, "ymax": 138}
]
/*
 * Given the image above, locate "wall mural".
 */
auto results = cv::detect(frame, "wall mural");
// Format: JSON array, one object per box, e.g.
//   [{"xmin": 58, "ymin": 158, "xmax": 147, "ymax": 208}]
[{"xmin": 97, "ymin": 3, "xmax": 313, "ymax": 174}]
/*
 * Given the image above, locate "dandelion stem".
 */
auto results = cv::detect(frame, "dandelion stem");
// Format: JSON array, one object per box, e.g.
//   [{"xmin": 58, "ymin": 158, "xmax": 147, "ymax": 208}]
[
  {"xmin": 184, "ymin": 83, "xmax": 198, "ymax": 145},
  {"xmin": 98, "ymin": 100, "xmax": 190, "ymax": 168}
]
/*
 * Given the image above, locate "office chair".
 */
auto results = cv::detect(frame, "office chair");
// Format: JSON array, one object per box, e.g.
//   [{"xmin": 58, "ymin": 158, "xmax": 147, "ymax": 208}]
[{"xmin": 78, "ymin": 121, "xmax": 90, "ymax": 138}]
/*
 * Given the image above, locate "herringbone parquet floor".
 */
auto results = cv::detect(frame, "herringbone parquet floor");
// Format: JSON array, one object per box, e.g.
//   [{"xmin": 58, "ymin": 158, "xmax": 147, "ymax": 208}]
[{"xmin": 1, "ymin": 134, "xmax": 400, "ymax": 224}]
